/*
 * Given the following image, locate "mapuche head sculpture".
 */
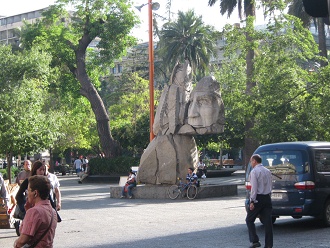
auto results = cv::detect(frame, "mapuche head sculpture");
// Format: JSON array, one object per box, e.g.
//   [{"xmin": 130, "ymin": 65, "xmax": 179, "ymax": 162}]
[{"xmin": 186, "ymin": 76, "xmax": 225, "ymax": 134}]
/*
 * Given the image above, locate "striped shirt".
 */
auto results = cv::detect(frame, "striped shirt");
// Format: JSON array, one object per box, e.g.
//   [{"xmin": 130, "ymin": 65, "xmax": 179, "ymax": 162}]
[{"xmin": 250, "ymin": 163, "xmax": 272, "ymax": 202}]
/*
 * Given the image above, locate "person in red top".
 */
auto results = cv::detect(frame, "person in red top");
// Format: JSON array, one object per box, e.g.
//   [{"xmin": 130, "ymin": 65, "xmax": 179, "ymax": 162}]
[{"xmin": 14, "ymin": 175, "xmax": 57, "ymax": 248}]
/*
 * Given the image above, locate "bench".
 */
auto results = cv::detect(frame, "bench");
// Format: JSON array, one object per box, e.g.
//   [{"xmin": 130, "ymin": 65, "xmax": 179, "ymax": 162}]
[{"xmin": 222, "ymin": 159, "xmax": 235, "ymax": 168}]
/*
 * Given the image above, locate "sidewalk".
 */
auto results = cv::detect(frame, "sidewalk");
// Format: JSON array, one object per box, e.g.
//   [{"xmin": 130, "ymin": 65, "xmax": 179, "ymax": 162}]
[{"xmin": 0, "ymin": 172, "xmax": 248, "ymax": 248}]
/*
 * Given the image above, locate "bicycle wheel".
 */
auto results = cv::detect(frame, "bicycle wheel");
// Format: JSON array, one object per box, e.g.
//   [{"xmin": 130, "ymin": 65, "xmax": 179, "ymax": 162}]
[
  {"xmin": 168, "ymin": 185, "xmax": 181, "ymax": 199},
  {"xmin": 187, "ymin": 185, "xmax": 198, "ymax": 200}
]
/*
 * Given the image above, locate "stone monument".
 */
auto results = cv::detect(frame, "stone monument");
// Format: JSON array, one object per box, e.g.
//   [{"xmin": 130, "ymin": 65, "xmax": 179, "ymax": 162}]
[{"xmin": 137, "ymin": 61, "xmax": 225, "ymax": 185}]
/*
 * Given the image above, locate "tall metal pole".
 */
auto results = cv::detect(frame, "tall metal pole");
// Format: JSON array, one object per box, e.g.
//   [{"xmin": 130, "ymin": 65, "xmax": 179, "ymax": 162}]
[{"xmin": 148, "ymin": 0, "xmax": 155, "ymax": 141}]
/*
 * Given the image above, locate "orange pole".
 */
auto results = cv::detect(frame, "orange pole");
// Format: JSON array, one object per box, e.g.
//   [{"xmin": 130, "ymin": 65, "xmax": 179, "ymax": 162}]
[{"xmin": 148, "ymin": 0, "xmax": 155, "ymax": 141}]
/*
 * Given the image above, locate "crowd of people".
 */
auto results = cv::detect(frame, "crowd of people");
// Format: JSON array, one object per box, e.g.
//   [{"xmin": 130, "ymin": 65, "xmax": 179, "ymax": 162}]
[
  {"xmin": 0, "ymin": 153, "xmax": 273, "ymax": 248},
  {"xmin": 0, "ymin": 157, "xmax": 66, "ymax": 247}
]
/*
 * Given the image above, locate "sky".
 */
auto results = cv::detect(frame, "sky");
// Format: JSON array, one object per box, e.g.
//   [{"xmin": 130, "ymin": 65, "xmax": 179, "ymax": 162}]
[{"xmin": 1, "ymin": 0, "xmax": 265, "ymax": 42}]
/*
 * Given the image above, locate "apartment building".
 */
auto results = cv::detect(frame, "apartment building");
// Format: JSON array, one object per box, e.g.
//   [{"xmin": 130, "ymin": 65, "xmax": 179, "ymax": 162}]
[{"xmin": 0, "ymin": 8, "xmax": 48, "ymax": 46}]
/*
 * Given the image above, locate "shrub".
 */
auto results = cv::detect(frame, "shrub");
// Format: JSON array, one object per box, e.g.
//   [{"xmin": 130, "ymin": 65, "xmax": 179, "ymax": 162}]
[
  {"xmin": 89, "ymin": 156, "xmax": 140, "ymax": 175},
  {"xmin": 0, "ymin": 167, "xmax": 20, "ymax": 180}
]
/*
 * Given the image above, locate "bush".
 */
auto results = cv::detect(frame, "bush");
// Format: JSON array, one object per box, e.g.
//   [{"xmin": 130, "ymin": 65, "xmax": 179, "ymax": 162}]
[
  {"xmin": 0, "ymin": 167, "xmax": 20, "ymax": 180},
  {"xmin": 89, "ymin": 156, "xmax": 140, "ymax": 175}
]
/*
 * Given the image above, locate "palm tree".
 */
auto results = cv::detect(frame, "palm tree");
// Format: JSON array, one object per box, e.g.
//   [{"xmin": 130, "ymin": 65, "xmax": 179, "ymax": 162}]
[
  {"xmin": 157, "ymin": 9, "xmax": 218, "ymax": 77},
  {"xmin": 208, "ymin": 0, "xmax": 257, "ymax": 165}
]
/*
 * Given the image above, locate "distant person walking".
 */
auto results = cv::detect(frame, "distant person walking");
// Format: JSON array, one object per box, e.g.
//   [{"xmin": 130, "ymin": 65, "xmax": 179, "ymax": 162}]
[
  {"xmin": 74, "ymin": 157, "xmax": 83, "ymax": 174},
  {"xmin": 16, "ymin": 160, "xmax": 32, "ymax": 185},
  {"xmin": 82, "ymin": 156, "xmax": 88, "ymax": 172},
  {"xmin": 246, "ymin": 154, "xmax": 273, "ymax": 248}
]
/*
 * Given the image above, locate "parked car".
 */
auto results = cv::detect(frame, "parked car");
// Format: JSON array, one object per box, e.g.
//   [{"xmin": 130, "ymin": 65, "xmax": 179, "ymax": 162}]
[{"xmin": 245, "ymin": 141, "xmax": 330, "ymax": 226}]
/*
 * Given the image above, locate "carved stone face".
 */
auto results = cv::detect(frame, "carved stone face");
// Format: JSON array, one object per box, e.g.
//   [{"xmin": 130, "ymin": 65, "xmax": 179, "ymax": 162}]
[
  {"xmin": 188, "ymin": 92, "xmax": 220, "ymax": 127},
  {"xmin": 187, "ymin": 76, "xmax": 224, "ymax": 130}
]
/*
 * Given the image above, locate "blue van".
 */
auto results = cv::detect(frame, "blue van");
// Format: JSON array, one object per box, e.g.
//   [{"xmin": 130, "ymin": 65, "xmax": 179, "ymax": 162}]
[{"xmin": 245, "ymin": 141, "xmax": 330, "ymax": 226}]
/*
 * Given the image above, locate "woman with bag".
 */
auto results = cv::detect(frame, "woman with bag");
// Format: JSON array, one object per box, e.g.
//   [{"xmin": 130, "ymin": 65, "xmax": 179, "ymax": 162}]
[
  {"xmin": 13, "ymin": 175, "xmax": 57, "ymax": 248},
  {"xmin": 120, "ymin": 169, "xmax": 136, "ymax": 199}
]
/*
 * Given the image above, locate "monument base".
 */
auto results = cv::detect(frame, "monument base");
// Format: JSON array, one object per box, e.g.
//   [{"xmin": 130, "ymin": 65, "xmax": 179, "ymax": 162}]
[{"xmin": 110, "ymin": 184, "xmax": 237, "ymax": 199}]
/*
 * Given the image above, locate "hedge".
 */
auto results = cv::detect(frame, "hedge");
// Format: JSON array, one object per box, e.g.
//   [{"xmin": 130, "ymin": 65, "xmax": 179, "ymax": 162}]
[{"xmin": 88, "ymin": 156, "xmax": 140, "ymax": 175}]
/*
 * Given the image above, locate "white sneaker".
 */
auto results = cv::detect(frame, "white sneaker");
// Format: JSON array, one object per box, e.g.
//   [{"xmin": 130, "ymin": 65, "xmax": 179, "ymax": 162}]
[{"xmin": 120, "ymin": 195, "xmax": 125, "ymax": 198}]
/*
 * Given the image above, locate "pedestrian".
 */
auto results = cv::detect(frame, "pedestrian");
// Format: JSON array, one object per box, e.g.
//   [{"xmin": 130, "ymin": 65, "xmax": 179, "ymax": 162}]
[
  {"xmin": 44, "ymin": 162, "xmax": 62, "ymax": 211},
  {"xmin": 14, "ymin": 161, "xmax": 46, "ymax": 236},
  {"xmin": 73, "ymin": 157, "xmax": 83, "ymax": 174},
  {"xmin": 13, "ymin": 175, "xmax": 57, "ymax": 248},
  {"xmin": 246, "ymin": 154, "xmax": 273, "ymax": 248},
  {"xmin": 78, "ymin": 163, "xmax": 90, "ymax": 184},
  {"xmin": 16, "ymin": 160, "xmax": 32, "ymax": 185},
  {"xmin": 82, "ymin": 156, "xmax": 88, "ymax": 172},
  {"xmin": 0, "ymin": 173, "xmax": 9, "ymax": 210}
]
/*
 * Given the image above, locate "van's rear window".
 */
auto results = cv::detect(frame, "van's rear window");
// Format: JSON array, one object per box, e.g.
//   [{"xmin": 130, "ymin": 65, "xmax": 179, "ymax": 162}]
[{"xmin": 259, "ymin": 150, "xmax": 308, "ymax": 174}]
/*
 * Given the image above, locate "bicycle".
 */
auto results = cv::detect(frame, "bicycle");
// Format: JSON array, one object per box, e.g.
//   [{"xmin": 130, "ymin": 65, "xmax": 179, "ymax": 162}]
[{"xmin": 167, "ymin": 178, "xmax": 198, "ymax": 200}]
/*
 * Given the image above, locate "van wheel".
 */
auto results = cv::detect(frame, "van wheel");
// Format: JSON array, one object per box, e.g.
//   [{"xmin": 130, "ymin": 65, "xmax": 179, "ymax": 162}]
[{"xmin": 323, "ymin": 199, "xmax": 330, "ymax": 227}]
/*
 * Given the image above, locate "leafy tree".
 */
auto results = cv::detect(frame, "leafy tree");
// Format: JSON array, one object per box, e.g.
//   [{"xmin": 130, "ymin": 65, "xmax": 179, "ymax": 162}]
[
  {"xmin": 208, "ymin": 0, "xmax": 259, "ymax": 164},
  {"xmin": 157, "ymin": 9, "xmax": 218, "ymax": 77},
  {"xmin": 217, "ymin": 14, "xmax": 324, "ymax": 151},
  {"xmin": 20, "ymin": 0, "xmax": 139, "ymax": 157},
  {"xmin": 107, "ymin": 72, "xmax": 157, "ymax": 156},
  {"xmin": 0, "ymin": 45, "xmax": 61, "ymax": 182},
  {"xmin": 287, "ymin": 0, "xmax": 328, "ymax": 65}
]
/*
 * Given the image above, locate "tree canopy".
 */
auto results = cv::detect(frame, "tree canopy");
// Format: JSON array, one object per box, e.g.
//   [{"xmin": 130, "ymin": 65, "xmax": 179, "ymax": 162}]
[
  {"xmin": 157, "ymin": 9, "xmax": 219, "ymax": 77},
  {"xmin": 20, "ymin": 0, "xmax": 139, "ymax": 157}
]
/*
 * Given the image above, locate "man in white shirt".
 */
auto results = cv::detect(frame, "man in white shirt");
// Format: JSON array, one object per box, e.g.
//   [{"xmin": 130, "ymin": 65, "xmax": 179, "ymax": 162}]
[
  {"xmin": 74, "ymin": 157, "xmax": 83, "ymax": 174},
  {"xmin": 45, "ymin": 162, "xmax": 62, "ymax": 211},
  {"xmin": 246, "ymin": 154, "xmax": 273, "ymax": 248},
  {"xmin": 0, "ymin": 174, "xmax": 9, "ymax": 209}
]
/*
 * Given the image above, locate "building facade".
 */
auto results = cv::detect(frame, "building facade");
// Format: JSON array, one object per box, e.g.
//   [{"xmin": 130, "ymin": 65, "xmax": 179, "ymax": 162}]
[{"xmin": 0, "ymin": 8, "xmax": 48, "ymax": 46}]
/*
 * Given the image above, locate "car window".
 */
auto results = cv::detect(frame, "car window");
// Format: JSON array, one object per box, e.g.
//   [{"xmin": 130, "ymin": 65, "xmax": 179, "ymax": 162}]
[
  {"xmin": 258, "ymin": 150, "xmax": 308, "ymax": 175},
  {"xmin": 315, "ymin": 150, "xmax": 330, "ymax": 173}
]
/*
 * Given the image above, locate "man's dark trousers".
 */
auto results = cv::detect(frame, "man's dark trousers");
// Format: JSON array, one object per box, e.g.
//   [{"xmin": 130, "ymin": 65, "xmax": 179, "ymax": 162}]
[{"xmin": 246, "ymin": 194, "xmax": 273, "ymax": 247}]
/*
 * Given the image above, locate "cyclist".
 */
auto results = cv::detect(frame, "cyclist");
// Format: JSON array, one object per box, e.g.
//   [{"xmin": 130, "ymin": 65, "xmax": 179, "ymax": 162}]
[{"xmin": 186, "ymin": 167, "xmax": 198, "ymax": 187}]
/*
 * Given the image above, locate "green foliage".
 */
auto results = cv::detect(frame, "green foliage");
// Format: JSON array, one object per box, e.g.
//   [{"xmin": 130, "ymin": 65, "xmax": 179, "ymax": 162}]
[
  {"xmin": 0, "ymin": 45, "xmax": 61, "ymax": 155},
  {"xmin": 0, "ymin": 167, "xmax": 19, "ymax": 180},
  {"xmin": 158, "ymin": 9, "xmax": 218, "ymax": 76},
  {"xmin": 19, "ymin": 0, "xmax": 140, "ymax": 157},
  {"xmin": 105, "ymin": 72, "xmax": 158, "ymax": 156},
  {"xmin": 216, "ymin": 14, "xmax": 325, "ymax": 146},
  {"xmin": 89, "ymin": 156, "xmax": 140, "ymax": 175}
]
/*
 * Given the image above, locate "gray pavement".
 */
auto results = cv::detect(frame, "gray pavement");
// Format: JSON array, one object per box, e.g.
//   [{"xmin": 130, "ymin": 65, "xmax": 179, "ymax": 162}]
[{"xmin": 0, "ymin": 171, "xmax": 247, "ymax": 248}]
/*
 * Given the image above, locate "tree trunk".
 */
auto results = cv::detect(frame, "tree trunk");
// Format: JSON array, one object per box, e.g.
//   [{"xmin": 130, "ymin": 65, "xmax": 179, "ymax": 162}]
[
  {"xmin": 243, "ymin": 6, "xmax": 259, "ymax": 166},
  {"xmin": 318, "ymin": 18, "xmax": 328, "ymax": 67},
  {"xmin": 74, "ymin": 38, "xmax": 121, "ymax": 158},
  {"xmin": 6, "ymin": 152, "xmax": 13, "ymax": 184}
]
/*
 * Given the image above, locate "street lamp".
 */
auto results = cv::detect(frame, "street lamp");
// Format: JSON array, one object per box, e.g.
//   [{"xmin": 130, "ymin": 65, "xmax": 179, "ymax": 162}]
[{"xmin": 135, "ymin": 1, "xmax": 160, "ymax": 141}]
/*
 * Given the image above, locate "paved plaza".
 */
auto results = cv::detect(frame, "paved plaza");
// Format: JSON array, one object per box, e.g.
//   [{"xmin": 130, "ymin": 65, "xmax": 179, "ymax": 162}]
[{"xmin": 1, "ymin": 172, "xmax": 250, "ymax": 248}]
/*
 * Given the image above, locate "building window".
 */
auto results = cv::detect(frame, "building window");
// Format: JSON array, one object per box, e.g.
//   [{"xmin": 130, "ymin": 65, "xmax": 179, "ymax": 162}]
[
  {"xmin": 111, "ymin": 67, "xmax": 117, "ymax": 74},
  {"xmin": 1, "ymin": 19, "xmax": 7, "ymax": 26},
  {"xmin": 0, "ymin": 31, "xmax": 6, "ymax": 40},
  {"xmin": 7, "ymin": 17, "xmax": 14, "ymax": 24},
  {"xmin": 14, "ymin": 15, "xmax": 21, "ymax": 23},
  {"xmin": 8, "ymin": 29, "xmax": 15, "ymax": 38},
  {"xmin": 118, "ymin": 64, "xmax": 122, "ymax": 73},
  {"xmin": 27, "ymin": 12, "xmax": 35, "ymax": 19}
]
